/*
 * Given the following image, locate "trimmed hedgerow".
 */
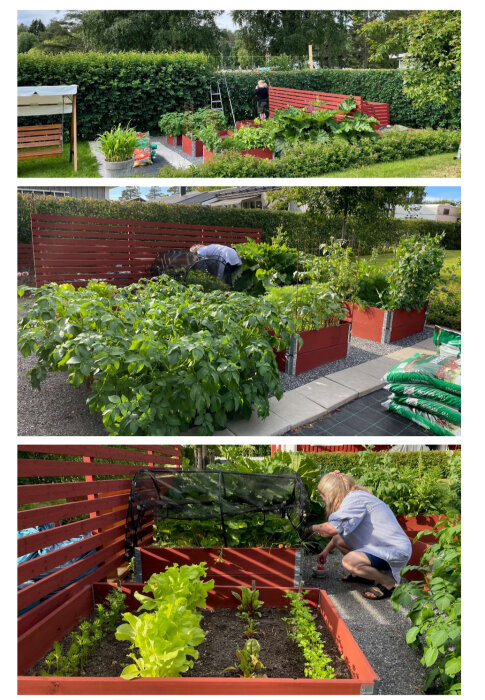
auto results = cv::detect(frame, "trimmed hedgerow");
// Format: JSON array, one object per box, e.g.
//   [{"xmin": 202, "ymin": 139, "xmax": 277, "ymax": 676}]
[
  {"xmin": 17, "ymin": 194, "xmax": 461, "ymax": 253},
  {"xmin": 221, "ymin": 69, "xmax": 460, "ymax": 130},
  {"xmin": 18, "ymin": 52, "xmax": 213, "ymax": 140},
  {"xmin": 162, "ymin": 129, "xmax": 460, "ymax": 179}
]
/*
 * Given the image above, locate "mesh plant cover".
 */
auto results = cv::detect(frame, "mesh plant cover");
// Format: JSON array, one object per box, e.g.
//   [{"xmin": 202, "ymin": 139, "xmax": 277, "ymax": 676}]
[{"xmin": 125, "ymin": 468, "xmax": 310, "ymax": 559}]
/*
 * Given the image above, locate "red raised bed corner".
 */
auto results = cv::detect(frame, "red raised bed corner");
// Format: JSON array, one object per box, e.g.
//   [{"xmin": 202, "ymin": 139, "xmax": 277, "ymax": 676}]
[
  {"xmin": 275, "ymin": 322, "xmax": 351, "ymax": 375},
  {"xmin": 18, "ymin": 584, "xmax": 379, "ymax": 694},
  {"xmin": 346, "ymin": 303, "xmax": 427, "ymax": 343},
  {"xmin": 166, "ymin": 135, "xmax": 182, "ymax": 147},
  {"xmin": 182, "ymin": 134, "xmax": 203, "ymax": 158},
  {"xmin": 203, "ymin": 130, "xmax": 234, "ymax": 163},
  {"xmin": 134, "ymin": 546, "xmax": 302, "ymax": 587}
]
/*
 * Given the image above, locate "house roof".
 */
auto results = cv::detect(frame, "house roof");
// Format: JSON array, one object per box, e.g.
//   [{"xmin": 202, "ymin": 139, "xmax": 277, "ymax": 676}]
[{"xmin": 162, "ymin": 187, "xmax": 280, "ymax": 206}]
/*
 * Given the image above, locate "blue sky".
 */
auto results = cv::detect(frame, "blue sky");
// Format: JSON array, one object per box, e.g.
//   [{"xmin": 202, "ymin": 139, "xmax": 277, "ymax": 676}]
[{"xmin": 110, "ymin": 186, "xmax": 460, "ymax": 201}]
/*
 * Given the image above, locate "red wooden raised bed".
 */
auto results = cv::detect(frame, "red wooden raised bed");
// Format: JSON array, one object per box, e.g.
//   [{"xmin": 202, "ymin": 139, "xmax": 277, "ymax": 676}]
[
  {"xmin": 239, "ymin": 146, "xmax": 273, "ymax": 160},
  {"xmin": 18, "ymin": 583, "xmax": 379, "ymax": 694},
  {"xmin": 345, "ymin": 303, "xmax": 427, "ymax": 343},
  {"xmin": 397, "ymin": 515, "xmax": 450, "ymax": 543},
  {"xmin": 134, "ymin": 546, "xmax": 302, "ymax": 588},
  {"xmin": 275, "ymin": 322, "xmax": 351, "ymax": 375},
  {"xmin": 166, "ymin": 134, "xmax": 182, "ymax": 147},
  {"xmin": 182, "ymin": 134, "xmax": 203, "ymax": 157},
  {"xmin": 203, "ymin": 130, "xmax": 234, "ymax": 163}
]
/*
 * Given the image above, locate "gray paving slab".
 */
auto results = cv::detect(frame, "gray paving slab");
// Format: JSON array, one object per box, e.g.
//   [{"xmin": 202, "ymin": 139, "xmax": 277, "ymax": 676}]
[
  {"xmin": 324, "ymin": 366, "xmax": 384, "ymax": 397},
  {"xmin": 293, "ymin": 377, "xmax": 358, "ymax": 411},
  {"xmin": 412, "ymin": 336, "xmax": 437, "ymax": 351},
  {"xmin": 354, "ymin": 355, "xmax": 400, "ymax": 380},
  {"xmin": 268, "ymin": 392, "xmax": 328, "ymax": 428},
  {"xmin": 227, "ymin": 410, "xmax": 291, "ymax": 436}
]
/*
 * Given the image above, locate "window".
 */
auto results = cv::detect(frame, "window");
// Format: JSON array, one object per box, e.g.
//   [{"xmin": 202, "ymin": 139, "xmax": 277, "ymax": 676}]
[{"xmin": 443, "ymin": 208, "xmax": 450, "ymax": 215}]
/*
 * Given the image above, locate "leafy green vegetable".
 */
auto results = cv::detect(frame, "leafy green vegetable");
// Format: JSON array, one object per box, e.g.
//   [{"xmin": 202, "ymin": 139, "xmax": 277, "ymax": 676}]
[{"xmin": 224, "ymin": 639, "xmax": 265, "ymax": 677}]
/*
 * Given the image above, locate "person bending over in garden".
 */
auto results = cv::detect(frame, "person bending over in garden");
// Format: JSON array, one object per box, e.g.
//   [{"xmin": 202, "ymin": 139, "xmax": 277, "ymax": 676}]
[
  {"xmin": 308, "ymin": 471, "xmax": 412, "ymax": 601},
  {"xmin": 190, "ymin": 243, "xmax": 242, "ymax": 286},
  {"xmin": 254, "ymin": 80, "xmax": 269, "ymax": 120}
]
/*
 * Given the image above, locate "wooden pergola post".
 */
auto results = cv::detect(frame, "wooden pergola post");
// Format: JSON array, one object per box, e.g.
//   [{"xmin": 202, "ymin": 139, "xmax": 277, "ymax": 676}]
[{"xmin": 69, "ymin": 93, "xmax": 78, "ymax": 172}]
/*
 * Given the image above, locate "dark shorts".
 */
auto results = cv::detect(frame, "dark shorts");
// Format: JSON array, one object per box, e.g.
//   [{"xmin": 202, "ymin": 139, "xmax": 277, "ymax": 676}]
[
  {"xmin": 361, "ymin": 551, "xmax": 392, "ymax": 571},
  {"xmin": 257, "ymin": 99, "xmax": 268, "ymax": 115}
]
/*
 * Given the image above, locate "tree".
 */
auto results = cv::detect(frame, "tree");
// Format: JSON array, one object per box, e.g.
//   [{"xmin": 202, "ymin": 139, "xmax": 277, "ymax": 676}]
[
  {"xmin": 66, "ymin": 10, "xmax": 223, "ymax": 54},
  {"xmin": 361, "ymin": 10, "xmax": 461, "ymax": 111},
  {"xmin": 119, "ymin": 186, "xmax": 143, "ymax": 202},
  {"xmin": 18, "ymin": 32, "xmax": 40, "ymax": 53},
  {"xmin": 345, "ymin": 11, "xmax": 417, "ymax": 69},
  {"xmin": 29, "ymin": 19, "xmax": 46, "ymax": 35},
  {"xmin": 146, "ymin": 186, "xmax": 165, "ymax": 202},
  {"xmin": 267, "ymin": 187, "xmax": 425, "ymax": 245}
]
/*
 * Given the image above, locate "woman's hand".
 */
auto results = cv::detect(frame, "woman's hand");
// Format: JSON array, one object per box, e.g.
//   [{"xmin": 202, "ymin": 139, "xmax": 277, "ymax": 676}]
[{"xmin": 317, "ymin": 550, "xmax": 328, "ymax": 566}]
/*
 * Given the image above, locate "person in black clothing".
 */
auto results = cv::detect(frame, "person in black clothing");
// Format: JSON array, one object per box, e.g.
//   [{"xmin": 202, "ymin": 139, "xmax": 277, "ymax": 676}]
[{"xmin": 254, "ymin": 80, "xmax": 269, "ymax": 120}]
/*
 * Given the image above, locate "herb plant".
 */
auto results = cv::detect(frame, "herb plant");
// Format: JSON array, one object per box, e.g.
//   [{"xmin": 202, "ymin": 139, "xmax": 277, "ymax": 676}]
[
  {"xmin": 18, "ymin": 276, "xmax": 294, "ymax": 435},
  {"xmin": 392, "ymin": 519, "xmax": 461, "ymax": 694},
  {"xmin": 97, "ymin": 124, "xmax": 138, "ymax": 162},
  {"xmin": 283, "ymin": 590, "xmax": 335, "ymax": 679}
]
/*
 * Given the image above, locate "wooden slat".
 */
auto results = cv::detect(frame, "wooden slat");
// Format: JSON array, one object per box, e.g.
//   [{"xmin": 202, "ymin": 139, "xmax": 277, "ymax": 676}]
[
  {"xmin": 18, "ymin": 124, "xmax": 63, "ymax": 133},
  {"xmin": 18, "ymin": 444, "xmax": 180, "ymax": 464},
  {"xmin": 18, "ymin": 478, "xmax": 132, "ymax": 505},
  {"xmin": 18, "ymin": 458, "xmax": 152, "ymax": 477},
  {"xmin": 18, "ymin": 492, "xmax": 130, "ymax": 530}
]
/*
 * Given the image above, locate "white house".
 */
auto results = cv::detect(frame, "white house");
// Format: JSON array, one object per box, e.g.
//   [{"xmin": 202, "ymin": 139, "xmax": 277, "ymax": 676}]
[{"xmin": 394, "ymin": 203, "xmax": 460, "ymax": 222}]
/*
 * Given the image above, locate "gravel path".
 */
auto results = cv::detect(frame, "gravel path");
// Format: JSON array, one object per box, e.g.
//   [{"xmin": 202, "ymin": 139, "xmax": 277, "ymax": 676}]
[
  {"xmin": 301, "ymin": 551, "xmax": 426, "ymax": 695},
  {"xmin": 280, "ymin": 328, "xmax": 434, "ymax": 392}
]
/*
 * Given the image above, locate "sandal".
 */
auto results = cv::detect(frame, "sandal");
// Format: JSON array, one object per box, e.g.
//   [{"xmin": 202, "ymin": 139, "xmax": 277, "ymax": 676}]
[
  {"xmin": 362, "ymin": 583, "xmax": 395, "ymax": 600},
  {"xmin": 342, "ymin": 574, "xmax": 370, "ymax": 584}
]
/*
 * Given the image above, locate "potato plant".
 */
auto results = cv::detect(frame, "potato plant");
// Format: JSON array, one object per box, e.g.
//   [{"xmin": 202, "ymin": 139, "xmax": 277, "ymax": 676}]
[{"xmin": 18, "ymin": 276, "xmax": 294, "ymax": 435}]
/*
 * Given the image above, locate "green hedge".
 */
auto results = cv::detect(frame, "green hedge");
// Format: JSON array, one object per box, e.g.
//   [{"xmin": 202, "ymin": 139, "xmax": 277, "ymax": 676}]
[
  {"xmin": 17, "ymin": 194, "xmax": 461, "ymax": 253},
  {"xmin": 18, "ymin": 52, "xmax": 213, "ymax": 140},
  {"xmin": 169, "ymin": 129, "xmax": 460, "ymax": 179},
  {"xmin": 18, "ymin": 54, "xmax": 460, "ymax": 138},
  {"xmin": 304, "ymin": 449, "xmax": 460, "ymax": 475},
  {"xmin": 222, "ymin": 69, "xmax": 460, "ymax": 130}
]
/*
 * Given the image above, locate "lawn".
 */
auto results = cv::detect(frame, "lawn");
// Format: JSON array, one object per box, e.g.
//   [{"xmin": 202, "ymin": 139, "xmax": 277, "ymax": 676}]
[
  {"xmin": 364, "ymin": 250, "xmax": 460, "ymax": 282},
  {"xmin": 18, "ymin": 141, "xmax": 100, "ymax": 178},
  {"xmin": 322, "ymin": 152, "xmax": 461, "ymax": 178}
]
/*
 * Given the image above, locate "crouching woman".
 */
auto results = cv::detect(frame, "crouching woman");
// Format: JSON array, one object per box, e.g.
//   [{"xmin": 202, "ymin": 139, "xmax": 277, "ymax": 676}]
[{"xmin": 310, "ymin": 471, "xmax": 412, "ymax": 600}]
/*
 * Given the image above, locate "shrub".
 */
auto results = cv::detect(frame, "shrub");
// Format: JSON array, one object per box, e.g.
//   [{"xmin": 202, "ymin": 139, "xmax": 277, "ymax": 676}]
[
  {"xmin": 427, "ymin": 284, "xmax": 461, "ymax": 330},
  {"xmin": 233, "ymin": 234, "xmax": 299, "ymax": 296},
  {"xmin": 18, "ymin": 276, "xmax": 294, "ymax": 435},
  {"xmin": 18, "ymin": 52, "xmax": 213, "ymax": 140},
  {"xmin": 158, "ymin": 112, "xmax": 184, "ymax": 137}
]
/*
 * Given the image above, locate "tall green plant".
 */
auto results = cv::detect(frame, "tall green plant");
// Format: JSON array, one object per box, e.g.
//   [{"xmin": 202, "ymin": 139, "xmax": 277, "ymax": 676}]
[
  {"xmin": 97, "ymin": 124, "xmax": 138, "ymax": 162},
  {"xmin": 386, "ymin": 234, "xmax": 445, "ymax": 310}
]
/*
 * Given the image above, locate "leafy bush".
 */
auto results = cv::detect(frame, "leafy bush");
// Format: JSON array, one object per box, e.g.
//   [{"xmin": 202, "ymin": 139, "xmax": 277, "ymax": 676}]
[
  {"xmin": 97, "ymin": 124, "xmax": 138, "ymax": 162},
  {"xmin": 164, "ymin": 128, "xmax": 460, "ymax": 178},
  {"xmin": 427, "ymin": 259, "xmax": 461, "ymax": 330},
  {"xmin": 158, "ymin": 112, "xmax": 184, "ymax": 137},
  {"xmin": 18, "ymin": 52, "xmax": 213, "ymax": 140},
  {"xmin": 18, "ymin": 276, "xmax": 294, "ymax": 435},
  {"xmin": 17, "ymin": 193, "xmax": 461, "ymax": 253},
  {"xmin": 265, "ymin": 284, "xmax": 346, "ymax": 332},
  {"xmin": 233, "ymin": 234, "xmax": 299, "ymax": 295},
  {"xmin": 392, "ymin": 519, "xmax": 461, "ymax": 694}
]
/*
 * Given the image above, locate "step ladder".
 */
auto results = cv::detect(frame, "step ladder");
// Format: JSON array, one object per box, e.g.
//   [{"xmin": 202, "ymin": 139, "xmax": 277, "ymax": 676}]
[{"xmin": 210, "ymin": 83, "xmax": 224, "ymax": 114}]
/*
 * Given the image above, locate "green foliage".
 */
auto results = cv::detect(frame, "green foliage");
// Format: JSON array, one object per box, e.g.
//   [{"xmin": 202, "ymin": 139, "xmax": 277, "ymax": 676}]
[
  {"xmin": 392, "ymin": 519, "xmax": 461, "ymax": 694},
  {"xmin": 265, "ymin": 284, "xmax": 346, "ymax": 332},
  {"xmin": 17, "ymin": 193, "xmax": 461, "ymax": 253},
  {"xmin": 168, "ymin": 129, "xmax": 460, "ymax": 178},
  {"xmin": 18, "ymin": 52, "xmax": 213, "ymax": 140},
  {"xmin": 42, "ymin": 588, "xmax": 126, "ymax": 676},
  {"xmin": 283, "ymin": 590, "xmax": 335, "ymax": 679},
  {"xmin": 18, "ymin": 276, "xmax": 294, "ymax": 436},
  {"xmin": 116, "ymin": 564, "xmax": 212, "ymax": 679},
  {"xmin": 386, "ymin": 234, "xmax": 445, "ymax": 311},
  {"xmin": 232, "ymin": 586, "xmax": 264, "ymax": 619},
  {"xmin": 225, "ymin": 639, "xmax": 265, "ymax": 677},
  {"xmin": 233, "ymin": 233, "xmax": 299, "ymax": 296},
  {"xmin": 97, "ymin": 124, "xmax": 138, "ymax": 162},
  {"xmin": 158, "ymin": 112, "xmax": 184, "ymax": 137},
  {"xmin": 427, "ymin": 259, "xmax": 461, "ymax": 330}
]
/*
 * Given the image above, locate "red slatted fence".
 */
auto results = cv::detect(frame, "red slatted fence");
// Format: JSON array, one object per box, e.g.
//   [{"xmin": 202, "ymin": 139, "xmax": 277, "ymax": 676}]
[
  {"xmin": 31, "ymin": 213, "xmax": 262, "ymax": 287},
  {"xmin": 269, "ymin": 87, "xmax": 390, "ymax": 127},
  {"xmin": 18, "ymin": 243, "xmax": 34, "ymax": 272},
  {"xmin": 17, "ymin": 444, "xmax": 180, "ymax": 657}
]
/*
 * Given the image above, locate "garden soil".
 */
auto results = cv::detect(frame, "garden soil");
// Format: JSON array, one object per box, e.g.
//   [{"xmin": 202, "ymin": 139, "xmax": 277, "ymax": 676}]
[{"xmin": 27, "ymin": 607, "xmax": 351, "ymax": 680}]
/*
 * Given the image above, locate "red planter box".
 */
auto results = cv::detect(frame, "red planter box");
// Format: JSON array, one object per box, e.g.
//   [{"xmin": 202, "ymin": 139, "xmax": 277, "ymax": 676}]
[
  {"xmin": 275, "ymin": 322, "xmax": 351, "ymax": 375},
  {"xmin": 239, "ymin": 147, "xmax": 273, "ymax": 160},
  {"xmin": 397, "ymin": 515, "xmax": 450, "ymax": 543},
  {"xmin": 345, "ymin": 303, "xmax": 427, "ymax": 343},
  {"xmin": 182, "ymin": 134, "xmax": 203, "ymax": 158},
  {"xmin": 18, "ymin": 583, "xmax": 379, "ymax": 694},
  {"xmin": 166, "ymin": 135, "xmax": 182, "ymax": 147},
  {"xmin": 203, "ymin": 130, "xmax": 234, "ymax": 163},
  {"xmin": 134, "ymin": 546, "xmax": 301, "ymax": 587}
]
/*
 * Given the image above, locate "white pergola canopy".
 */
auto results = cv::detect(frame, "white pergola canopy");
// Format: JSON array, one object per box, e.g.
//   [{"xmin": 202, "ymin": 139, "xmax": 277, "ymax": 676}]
[{"xmin": 18, "ymin": 85, "xmax": 78, "ymax": 117}]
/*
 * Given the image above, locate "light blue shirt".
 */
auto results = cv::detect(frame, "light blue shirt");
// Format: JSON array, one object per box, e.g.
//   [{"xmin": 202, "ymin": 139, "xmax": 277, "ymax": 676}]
[
  {"xmin": 198, "ymin": 244, "xmax": 242, "ymax": 266},
  {"xmin": 329, "ymin": 490, "xmax": 412, "ymax": 582}
]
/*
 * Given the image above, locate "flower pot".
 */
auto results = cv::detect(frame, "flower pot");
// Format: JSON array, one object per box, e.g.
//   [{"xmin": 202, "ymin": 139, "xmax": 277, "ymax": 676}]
[
  {"xmin": 18, "ymin": 582, "xmax": 379, "ymax": 693},
  {"xmin": 345, "ymin": 303, "xmax": 427, "ymax": 343},
  {"xmin": 182, "ymin": 134, "xmax": 203, "ymax": 157},
  {"xmin": 275, "ymin": 321, "xmax": 351, "ymax": 376},
  {"xmin": 133, "ymin": 546, "xmax": 301, "ymax": 587},
  {"xmin": 166, "ymin": 134, "xmax": 182, "ymax": 147},
  {"xmin": 103, "ymin": 158, "xmax": 134, "ymax": 177}
]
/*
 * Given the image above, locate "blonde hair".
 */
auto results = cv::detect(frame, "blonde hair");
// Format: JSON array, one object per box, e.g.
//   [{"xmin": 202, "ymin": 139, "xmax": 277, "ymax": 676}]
[
  {"xmin": 190, "ymin": 244, "xmax": 204, "ymax": 253},
  {"xmin": 318, "ymin": 471, "xmax": 371, "ymax": 516},
  {"xmin": 258, "ymin": 80, "xmax": 268, "ymax": 87}
]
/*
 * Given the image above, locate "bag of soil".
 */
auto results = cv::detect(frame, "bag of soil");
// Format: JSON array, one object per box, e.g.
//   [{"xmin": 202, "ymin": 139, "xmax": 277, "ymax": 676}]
[
  {"xmin": 383, "ymin": 353, "xmax": 461, "ymax": 396},
  {"xmin": 388, "ymin": 393, "xmax": 461, "ymax": 426},
  {"xmin": 433, "ymin": 326, "xmax": 461, "ymax": 358},
  {"xmin": 383, "ymin": 398, "xmax": 461, "ymax": 437},
  {"xmin": 384, "ymin": 382, "xmax": 461, "ymax": 410}
]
